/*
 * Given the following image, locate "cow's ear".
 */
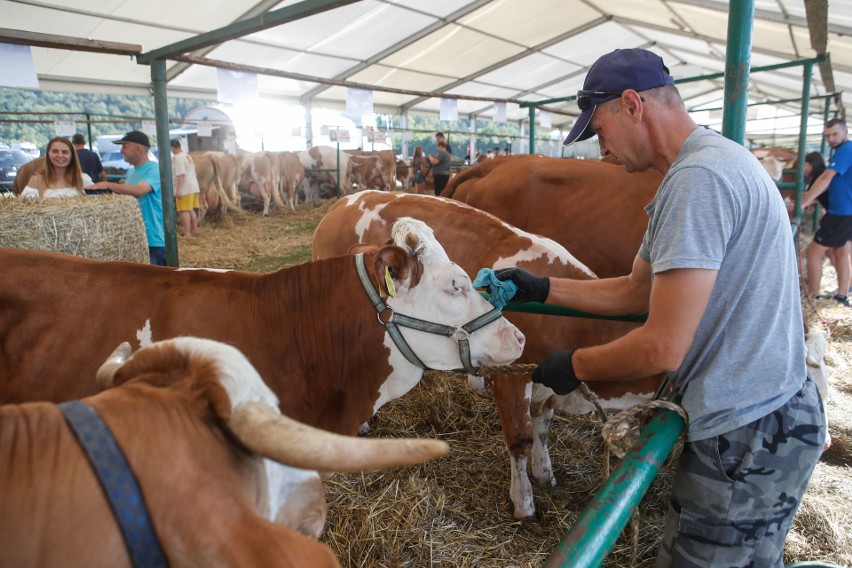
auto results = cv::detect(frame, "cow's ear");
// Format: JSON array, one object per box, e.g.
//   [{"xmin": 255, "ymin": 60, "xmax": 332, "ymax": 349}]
[{"xmin": 373, "ymin": 245, "xmax": 412, "ymax": 297}]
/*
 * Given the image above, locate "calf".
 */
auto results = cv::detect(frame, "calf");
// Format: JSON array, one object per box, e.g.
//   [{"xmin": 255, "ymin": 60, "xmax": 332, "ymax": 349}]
[{"xmin": 0, "ymin": 337, "xmax": 448, "ymax": 567}]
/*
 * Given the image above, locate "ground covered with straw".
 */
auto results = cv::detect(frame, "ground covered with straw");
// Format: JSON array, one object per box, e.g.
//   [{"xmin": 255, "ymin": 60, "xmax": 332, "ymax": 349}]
[{"xmin": 180, "ymin": 200, "xmax": 851, "ymax": 568}]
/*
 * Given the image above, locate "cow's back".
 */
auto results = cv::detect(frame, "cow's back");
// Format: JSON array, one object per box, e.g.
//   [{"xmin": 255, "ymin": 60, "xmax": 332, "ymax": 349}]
[{"xmin": 443, "ymin": 155, "xmax": 661, "ymax": 277}]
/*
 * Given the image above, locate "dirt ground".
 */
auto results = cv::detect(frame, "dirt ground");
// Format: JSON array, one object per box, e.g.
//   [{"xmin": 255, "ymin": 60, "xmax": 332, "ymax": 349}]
[{"xmin": 179, "ymin": 201, "xmax": 851, "ymax": 568}]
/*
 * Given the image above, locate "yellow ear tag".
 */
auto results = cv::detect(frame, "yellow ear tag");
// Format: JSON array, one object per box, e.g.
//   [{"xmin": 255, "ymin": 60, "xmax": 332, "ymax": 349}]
[{"xmin": 384, "ymin": 266, "xmax": 397, "ymax": 297}]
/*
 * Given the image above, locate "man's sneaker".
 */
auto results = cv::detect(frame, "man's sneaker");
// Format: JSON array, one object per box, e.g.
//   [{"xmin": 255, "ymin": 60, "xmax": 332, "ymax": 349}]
[{"xmin": 832, "ymin": 294, "xmax": 850, "ymax": 307}]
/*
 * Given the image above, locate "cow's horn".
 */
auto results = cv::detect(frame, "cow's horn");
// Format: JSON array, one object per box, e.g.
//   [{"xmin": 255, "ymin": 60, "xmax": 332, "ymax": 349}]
[
  {"xmin": 95, "ymin": 342, "xmax": 133, "ymax": 389},
  {"xmin": 228, "ymin": 402, "xmax": 449, "ymax": 472}
]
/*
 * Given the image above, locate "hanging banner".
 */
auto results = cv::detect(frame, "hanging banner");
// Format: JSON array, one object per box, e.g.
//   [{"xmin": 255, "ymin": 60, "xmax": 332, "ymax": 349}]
[
  {"xmin": 217, "ymin": 69, "xmax": 258, "ymax": 104},
  {"xmin": 53, "ymin": 120, "xmax": 76, "ymax": 137},
  {"xmin": 330, "ymin": 129, "xmax": 350, "ymax": 142},
  {"xmin": 197, "ymin": 121, "xmax": 213, "ymax": 137},
  {"xmin": 493, "ymin": 101, "xmax": 507, "ymax": 123},
  {"xmin": 440, "ymin": 98, "xmax": 458, "ymax": 121},
  {"xmin": 291, "ymin": 126, "xmax": 302, "ymax": 137},
  {"xmin": 538, "ymin": 109, "xmax": 551, "ymax": 128},
  {"xmin": 0, "ymin": 43, "xmax": 39, "ymax": 89},
  {"xmin": 346, "ymin": 88, "xmax": 373, "ymax": 116},
  {"xmin": 141, "ymin": 120, "xmax": 156, "ymax": 136}
]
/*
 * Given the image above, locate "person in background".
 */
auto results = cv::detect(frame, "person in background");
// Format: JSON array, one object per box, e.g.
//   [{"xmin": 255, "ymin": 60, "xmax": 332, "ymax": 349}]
[
  {"xmin": 411, "ymin": 145, "xmax": 426, "ymax": 194},
  {"xmin": 170, "ymin": 139, "xmax": 200, "ymax": 238},
  {"xmin": 796, "ymin": 119, "xmax": 852, "ymax": 306},
  {"xmin": 21, "ymin": 137, "xmax": 85, "ymax": 198},
  {"xmin": 435, "ymin": 131, "xmax": 453, "ymax": 155},
  {"xmin": 428, "ymin": 140, "xmax": 451, "ymax": 196},
  {"xmin": 491, "ymin": 48, "xmax": 824, "ymax": 566},
  {"xmin": 71, "ymin": 132, "xmax": 105, "ymax": 186},
  {"xmin": 87, "ymin": 131, "xmax": 165, "ymax": 266}
]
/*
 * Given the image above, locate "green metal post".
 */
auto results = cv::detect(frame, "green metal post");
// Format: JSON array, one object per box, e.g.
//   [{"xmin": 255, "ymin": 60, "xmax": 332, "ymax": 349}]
[
  {"xmin": 544, "ymin": 407, "xmax": 685, "ymax": 568},
  {"xmin": 792, "ymin": 61, "xmax": 813, "ymax": 226},
  {"xmin": 821, "ymin": 101, "xmax": 830, "ymax": 156},
  {"xmin": 151, "ymin": 58, "xmax": 178, "ymax": 267},
  {"xmin": 529, "ymin": 105, "xmax": 536, "ymax": 155},
  {"xmin": 721, "ymin": 0, "xmax": 755, "ymax": 144}
]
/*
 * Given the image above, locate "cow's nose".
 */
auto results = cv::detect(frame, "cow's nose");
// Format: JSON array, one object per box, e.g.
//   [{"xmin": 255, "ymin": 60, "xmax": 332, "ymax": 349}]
[{"xmin": 514, "ymin": 329, "xmax": 526, "ymax": 349}]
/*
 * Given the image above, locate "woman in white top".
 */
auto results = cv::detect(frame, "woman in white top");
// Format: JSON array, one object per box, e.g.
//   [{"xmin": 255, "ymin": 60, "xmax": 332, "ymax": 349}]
[{"xmin": 21, "ymin": 137, "xmax": 85, "ymax": 199}]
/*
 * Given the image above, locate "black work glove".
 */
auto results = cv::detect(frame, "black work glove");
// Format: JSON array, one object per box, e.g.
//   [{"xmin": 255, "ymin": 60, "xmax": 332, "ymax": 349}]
[
  {"xmin": 532, "ymin": 349, "xmax": 582, "ymax": 395},
  {"xmin": 494, "ymin": 267, "xmax": 550, "ymax": 304}
]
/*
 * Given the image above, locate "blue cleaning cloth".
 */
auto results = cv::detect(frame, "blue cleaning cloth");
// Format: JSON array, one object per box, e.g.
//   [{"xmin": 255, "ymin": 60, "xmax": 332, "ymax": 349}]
[{"xmin": 473, "ymin": 268, "xmax": 518, "ymax": 310}]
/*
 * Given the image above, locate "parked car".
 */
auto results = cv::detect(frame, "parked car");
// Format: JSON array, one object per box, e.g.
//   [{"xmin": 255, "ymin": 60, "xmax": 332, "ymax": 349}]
[
  {"xmin": 101, "ymin": 150, "xmax": 157, "ymax": 172},
  {"xmin": 0, "ymin": 149, "xmax": 31, "ymax": 193}
]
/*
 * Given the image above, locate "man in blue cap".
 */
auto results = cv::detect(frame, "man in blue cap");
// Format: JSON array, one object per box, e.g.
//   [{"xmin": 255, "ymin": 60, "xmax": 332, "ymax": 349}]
[
  {"xmin": 492, "ymin": 49, "xmax": 824, "ymax": 566},
  {"xmin": 87, "ymin": 130, "xmax": 166, "ymax": 266}
]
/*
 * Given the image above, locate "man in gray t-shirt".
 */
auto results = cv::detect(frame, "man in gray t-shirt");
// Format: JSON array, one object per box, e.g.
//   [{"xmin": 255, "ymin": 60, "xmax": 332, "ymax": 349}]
[{"xmin": 491, "ymin": 49, "xmax": 825, "ymax": 567}]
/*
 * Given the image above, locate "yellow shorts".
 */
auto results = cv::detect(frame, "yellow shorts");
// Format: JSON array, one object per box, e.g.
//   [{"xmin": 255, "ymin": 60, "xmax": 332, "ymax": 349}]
[{"xmin": 176, "ymin": 192, "xmax": 199, "ymax": 212}]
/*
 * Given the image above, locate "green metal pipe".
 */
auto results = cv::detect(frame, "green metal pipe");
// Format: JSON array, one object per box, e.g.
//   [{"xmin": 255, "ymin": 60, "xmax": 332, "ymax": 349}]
[
  {"xmin": 529, "ymin": 105, "xmax": 536, "ymax": 154},
  {"xmin": 150, "ymin": 58, "xmax": 178, "ymax": 267},
  {"xmin": 792, "ymin": 61, "xmax": 813, "ymax": 225},
  {"xmin": 821, "ymin": 101, "xmax": 830, "ymax": 156},
  {"xmin": 721, "ymin": 0, "xmax": 755, "ymax": 144},
  {"xmin": 480, "ymin": 293, "xmax": 648, "ymax": 323},
  {"xmin": 543, "ymin": 407, "xmax": 686, "ymax": 568}
]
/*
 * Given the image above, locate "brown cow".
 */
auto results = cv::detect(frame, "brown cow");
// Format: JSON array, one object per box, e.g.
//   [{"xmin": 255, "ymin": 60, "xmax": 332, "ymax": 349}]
[
  {"xmin": 443, "ymin": 155, "xmax": 661, "ymax": 278},
  {"xmin": 313, "ymin": 191, "xmax": 662, "ymax": 519},
  {"xmin": 11, "ymin": 156, "xmax": 44, "ymax": 195},
  {"xmin": 0, "ymin": 336, "xmax": 448, "ymax": 567},
  {"xmin": 0, "ymin": 226, "xmax": 523, "ymax": 439}
]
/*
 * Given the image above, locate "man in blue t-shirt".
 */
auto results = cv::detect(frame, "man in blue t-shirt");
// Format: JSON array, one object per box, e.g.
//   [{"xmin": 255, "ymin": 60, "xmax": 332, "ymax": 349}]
[
  {"xmin": 86, "ymin": 131, "xmax": 165, "ymax": 266},
  {"xmin": 799, "ymin": 119, "xmax": 852, "ymax": 306}
]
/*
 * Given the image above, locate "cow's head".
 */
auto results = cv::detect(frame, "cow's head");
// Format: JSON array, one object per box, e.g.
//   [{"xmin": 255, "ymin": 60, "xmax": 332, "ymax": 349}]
[
  {"xmin": 375, "ymin": 218, "xmax": 525, "ymax": 371},
  {"xmin": 96, "ymin": 338, "xmax": 449, "ymax": 537}
]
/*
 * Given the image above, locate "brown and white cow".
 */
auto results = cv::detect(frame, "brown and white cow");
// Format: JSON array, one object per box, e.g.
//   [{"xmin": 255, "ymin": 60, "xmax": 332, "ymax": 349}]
[
  {"xmin": 0, "ymin": 225, "xmax": 523, "ymax": 439},
  {"xmin": 312, "ymin": 191, "xmax": 662, "ymax": 520},
  {"xmin": 0, "ymin": 336, "xmax": 449, "ymax": 567},
  {"xmin": 239, "ymin": 151, "xmax": 285, "ymax": 216},
  {"xmin": 299, "ymin": 146, "xmax": 353, "ymax": 198},
  {"xmin": 347, "ymin": 154, "xmax": 387, "ymax": 191},
  {"xmin": 347, "ymin": 150, "xmax": 396, "ymax": 190},
  {"xmin": 191, "ymin": 151, "xmax": 240, "ymax": 221},
  {"xmin": 273, "ymin": 151, "xmax": 306, "ymax": 210},
  {"xmin": 750, "ymin": 146, "xmax": 797, "ymax": 183},
  {"xmin": 443, "ymin": 155, "xmax": 661, "ymax": 278}
]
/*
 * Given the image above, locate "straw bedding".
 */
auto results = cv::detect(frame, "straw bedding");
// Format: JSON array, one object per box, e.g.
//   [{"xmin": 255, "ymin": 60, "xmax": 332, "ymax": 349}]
[
  {"xmin": 0, "ymin": 194, "xmax": 148, "ymax": 263},
  {"xmin": 177, "ymin": 199, "xmax": 852, "ymax": 567}
]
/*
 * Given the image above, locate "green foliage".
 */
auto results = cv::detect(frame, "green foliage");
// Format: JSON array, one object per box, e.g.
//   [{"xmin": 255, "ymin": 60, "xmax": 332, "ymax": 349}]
[{"xmin": 0, "ymin": 88, "xmax": 209, "ymax": 150}]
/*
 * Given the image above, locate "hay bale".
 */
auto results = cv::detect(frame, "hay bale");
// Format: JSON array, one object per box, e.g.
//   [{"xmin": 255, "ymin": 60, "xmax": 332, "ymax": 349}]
[{"xmin": 0, "ymin": 194, "xmax": 149, "ymax": 263}]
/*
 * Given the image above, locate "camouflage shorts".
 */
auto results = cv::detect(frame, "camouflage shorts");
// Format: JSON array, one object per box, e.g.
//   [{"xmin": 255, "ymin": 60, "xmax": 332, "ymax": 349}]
[{"xmin": 656, "ymin": 377, "xmax": 826, "ymax": 568}]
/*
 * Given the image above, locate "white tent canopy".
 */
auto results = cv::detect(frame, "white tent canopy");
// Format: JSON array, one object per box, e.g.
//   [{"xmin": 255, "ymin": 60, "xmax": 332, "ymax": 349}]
[{"xmin": 3, "ymin": 0, "xmax": 850, "ymax": 146}]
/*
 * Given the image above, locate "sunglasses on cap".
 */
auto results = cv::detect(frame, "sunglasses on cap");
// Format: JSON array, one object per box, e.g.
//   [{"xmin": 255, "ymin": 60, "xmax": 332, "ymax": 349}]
[{"xmin": 576, "ymin": 90, "xmax": 625, "ymax": 111}]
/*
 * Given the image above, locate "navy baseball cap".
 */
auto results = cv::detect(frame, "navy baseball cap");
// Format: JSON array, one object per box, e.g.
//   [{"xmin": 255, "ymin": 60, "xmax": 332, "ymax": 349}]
[
  {"xmin": 115, "ymin": 130, "xmax": 151, "ymax": 147},
  {"xmin": 563, "ymin": 49, "xmax": 675, "ymax": 146}
]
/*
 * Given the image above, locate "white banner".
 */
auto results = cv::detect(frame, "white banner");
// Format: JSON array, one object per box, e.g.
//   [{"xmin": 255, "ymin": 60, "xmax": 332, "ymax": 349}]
[
  {"xmin": 0, "ymin": 43, "xmax": 39, "ymax": 89},
  {"xmin": 217, "ymin": 68, "xmax": 258, "ymax": 104},
  {"xmin": 141, "ymin": 120, "xmax": 156, "ymax": 136},
  {"xmin": 346, "ymin": 88, "xmax": 373, "ymax": 116},
  {"xmin": 538, "ymin": 109, "xmax": 551, "ymax": 128},
  {"xmin": 53, "ymin": 120, "xmax": 76, "ymax": 137},
  {"xmin": 493, "ymin": 102, "xmax": 507, "ymax": 123},
  {"xmin": 197, "ymin": 121, "xmax": 213, "ymax": 137},
  {"xmin": 440, "ymin": 98, "xmax": 458, "ymax": 121},
  {"xmin": 330, "ymin": 129, "xmax": 350, "ymax": 142}
]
